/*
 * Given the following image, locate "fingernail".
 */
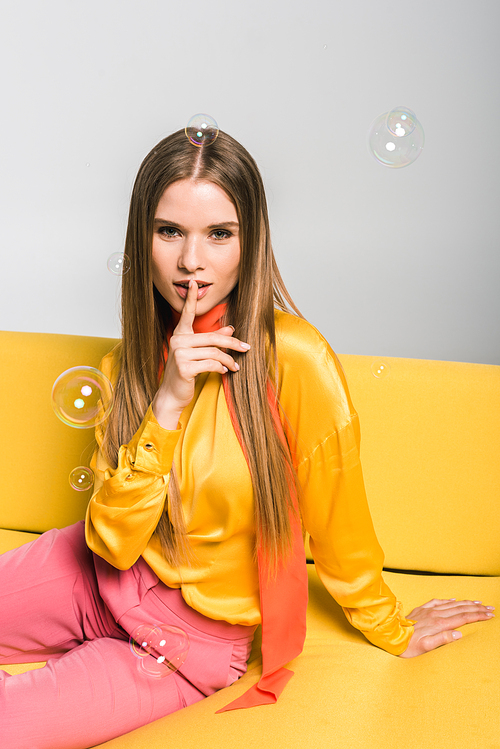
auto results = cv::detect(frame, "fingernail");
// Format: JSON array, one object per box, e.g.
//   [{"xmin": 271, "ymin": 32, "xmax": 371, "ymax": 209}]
[
  {"xmin": 473, "ymin": 601, "xmax": 482, "ymax": 604},
  {"xmin": 486, "ymin": 606, "xmax": 495, "ymax": 610},
  {"xmin": 452, "ymin": 631, "xmax": 462, "ymax": 640},
  {"xmin": 234, "ymin": 363, "xmax": 240, "ymax": 370},
  {"xmin": 241, "ymin": 343, "xmax": 251, "ymax": 350},
  {"xmin": 228, "ymin": 325, "xmax": 235, "ymax": 332},
  {"xmin": 486, "ymin": 612, "xmax": 495, "ymax": 617},
  {"xmin": 222, "ymin": 366, "xmax": 228, "ymax": 373}
]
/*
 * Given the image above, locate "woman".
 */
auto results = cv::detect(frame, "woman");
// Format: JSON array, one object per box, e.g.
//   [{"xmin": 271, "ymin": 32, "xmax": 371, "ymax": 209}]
[{"xmin": 0, "ymin": 127, "xmax": 493, "ymax": 748}]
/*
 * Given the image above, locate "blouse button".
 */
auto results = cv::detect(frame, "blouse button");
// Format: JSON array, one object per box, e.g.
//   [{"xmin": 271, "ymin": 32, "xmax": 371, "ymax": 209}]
[{"xmin": 144, "ymin": 443, "xmax": 155, "ymax": 451}]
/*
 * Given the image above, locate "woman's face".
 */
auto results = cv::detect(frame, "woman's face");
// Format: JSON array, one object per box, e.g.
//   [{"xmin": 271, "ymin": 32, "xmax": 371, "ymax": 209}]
[{"xmin": 152, "ymin": 179, "xmax": 241, "ymax": 316}]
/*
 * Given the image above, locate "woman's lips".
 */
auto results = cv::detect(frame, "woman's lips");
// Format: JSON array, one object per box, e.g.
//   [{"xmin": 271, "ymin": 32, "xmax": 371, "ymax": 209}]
[{"xmin": 173, "ymin": 283, "xmax": 212, "ymax": 300}]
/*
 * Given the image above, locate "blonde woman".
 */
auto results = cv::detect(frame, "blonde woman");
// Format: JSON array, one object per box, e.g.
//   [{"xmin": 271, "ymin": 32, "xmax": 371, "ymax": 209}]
[{"xmin": 0, "ymin": 128, "xmax": 493, "ymax": 748}]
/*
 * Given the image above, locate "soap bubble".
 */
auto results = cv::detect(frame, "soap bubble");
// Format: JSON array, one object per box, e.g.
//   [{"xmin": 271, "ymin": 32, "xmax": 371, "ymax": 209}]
[
  {"xmin": 371, "ymin": 360, "xmax": 391, "ymax": 379},
  {"xmin": 185, "ymin": 114, "xmax": 219, "ymax": 147},
  {"xmin": 52, "ymin": 366, "xmax": 114, "ymax": 429},
  {"xmin": 368, "ymin": 106, "xmax": 424, "ymax": 168},
  {"xmin": 129, "ymin": 623, "xmax": 190, "ymax": 678},
  {"xmin": 69, "ymin": 466, "xmax": 94, "ymax": 491},
  {"xmin": 386, "ymin": 106, "xmax": 417, "ymax": 137},
  {"xmin": 107, "ymin": 252, "xmax": 131, "ymax": 276}
]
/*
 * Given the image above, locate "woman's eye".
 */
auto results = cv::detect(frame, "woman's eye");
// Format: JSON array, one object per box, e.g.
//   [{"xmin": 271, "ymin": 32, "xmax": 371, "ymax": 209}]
[
  {"xmin": 211, "ymin": 230, "xmax": 231, "ymax": 240},
  {"xmin": 159, "ymin": 226, "xmax": 180, "ymax": 238}
]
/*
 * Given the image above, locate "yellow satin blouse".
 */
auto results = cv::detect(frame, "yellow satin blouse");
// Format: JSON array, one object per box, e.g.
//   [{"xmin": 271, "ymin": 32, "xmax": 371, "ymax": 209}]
[{"xmin": 85, "ymin": 310, "xmax": 414, "ymax": 654}]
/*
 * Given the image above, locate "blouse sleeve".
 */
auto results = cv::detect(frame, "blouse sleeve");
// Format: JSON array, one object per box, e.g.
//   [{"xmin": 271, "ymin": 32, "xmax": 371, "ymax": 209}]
[
  {"xmin": 85, "ymin": 348, "xmax": 181, "ymax": 570},
  {"xmin": 275, "ymin": 313, "xmax": 414, "ymax": 655}
]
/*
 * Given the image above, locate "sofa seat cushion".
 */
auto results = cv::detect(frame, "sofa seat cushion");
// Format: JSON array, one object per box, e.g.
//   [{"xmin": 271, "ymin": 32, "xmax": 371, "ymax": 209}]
[
  {"xmin": 3, "ymin": 566, "xmax": 490, "ymax": 749},
  {"xmin": 2, "ymin": 558, "xmax": 498, "ymax": 748}
]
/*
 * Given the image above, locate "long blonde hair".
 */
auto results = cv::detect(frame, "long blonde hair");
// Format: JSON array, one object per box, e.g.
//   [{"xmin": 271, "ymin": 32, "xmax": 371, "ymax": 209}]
[{"xmin": 103, "ymin": 129, "xmax": 302, "ymax": 571}]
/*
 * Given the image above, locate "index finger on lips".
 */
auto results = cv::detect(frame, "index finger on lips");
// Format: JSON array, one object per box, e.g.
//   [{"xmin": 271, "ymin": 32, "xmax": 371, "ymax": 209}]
[{"xmin": 175, "ymin": 280, "xmax": 198, "ymax": 335}]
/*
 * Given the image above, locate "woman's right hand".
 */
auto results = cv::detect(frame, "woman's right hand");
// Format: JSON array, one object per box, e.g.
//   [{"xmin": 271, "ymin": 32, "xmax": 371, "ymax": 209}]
[{"xmin": 152, "ymin": 280, "xmax": 250, "ymax": 429}]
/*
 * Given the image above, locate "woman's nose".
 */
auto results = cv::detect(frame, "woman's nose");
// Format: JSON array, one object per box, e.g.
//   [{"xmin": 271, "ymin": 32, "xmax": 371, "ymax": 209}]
[{"xmin": 178, "ymin": 237, "xmax": 206, "ymax": 272}]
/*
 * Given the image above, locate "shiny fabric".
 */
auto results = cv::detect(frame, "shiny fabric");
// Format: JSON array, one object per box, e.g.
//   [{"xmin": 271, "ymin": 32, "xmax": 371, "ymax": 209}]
[
  {"xmin": 161, "ymin": 303, "xmax": 309, "ymax": 710},
  {"xmin": 85, "ymin": 310, "xmax": 414, "ymax": 654}
]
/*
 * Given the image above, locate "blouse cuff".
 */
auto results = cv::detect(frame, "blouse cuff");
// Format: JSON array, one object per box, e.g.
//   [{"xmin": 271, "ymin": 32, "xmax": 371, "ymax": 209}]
[
  {"xmin": 126, "ymin": 404, "xmax": 181, "ymax": 475},
  {"xmin": 348, "ymin": 602, "xmax": 415, "ymax": 655}
]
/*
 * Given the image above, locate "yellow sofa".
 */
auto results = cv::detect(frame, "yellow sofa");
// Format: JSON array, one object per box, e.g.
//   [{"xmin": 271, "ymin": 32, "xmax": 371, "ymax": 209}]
[{"xmin": 1, "ymin": 330, "xmax": 499, "ymax": 749}]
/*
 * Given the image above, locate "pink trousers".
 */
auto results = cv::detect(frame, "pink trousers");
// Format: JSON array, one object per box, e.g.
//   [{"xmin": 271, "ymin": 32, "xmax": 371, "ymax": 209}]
[{"xmin": 0, "ymin": 521, "xmax": 256, "ymax": 749}]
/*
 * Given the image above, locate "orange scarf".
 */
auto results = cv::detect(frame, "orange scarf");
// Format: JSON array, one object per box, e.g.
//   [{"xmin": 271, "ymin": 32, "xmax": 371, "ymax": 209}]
[{"xmin": 163, "ymin": 303, "xmax": 308, "ymax": 711}]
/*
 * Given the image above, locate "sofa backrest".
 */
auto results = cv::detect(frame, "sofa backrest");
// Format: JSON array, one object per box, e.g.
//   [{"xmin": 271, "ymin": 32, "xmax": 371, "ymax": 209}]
[
  {"xmin": 1, "ymin": 331, "xmax": 499, "ymax": 575},
  {"xmin": 338, "ymin": 353, "xmax": 500, "ymax": 576},
  {"xmin": 0, "ymin": 331, "xmax": 117, "ymax": 533}
]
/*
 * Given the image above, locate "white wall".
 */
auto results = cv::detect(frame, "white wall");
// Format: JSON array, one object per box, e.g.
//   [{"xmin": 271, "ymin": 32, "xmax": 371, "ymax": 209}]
[{"xmin": 1, "ymin": 0, "xmax": 499, "ymax": 364}]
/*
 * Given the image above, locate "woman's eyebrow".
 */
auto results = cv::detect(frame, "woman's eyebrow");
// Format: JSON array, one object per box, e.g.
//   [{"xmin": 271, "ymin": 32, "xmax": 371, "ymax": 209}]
[
  {"xmin": 154, "ymin": 218, "xmax": 184, "ymax": 227},
  {"xmin": 207, "ymin": 221, "xmax": 239, "ymax": 230},
  {"xmin": 153, "ymin": 218, "xmax": 239, "ymax": 230}
]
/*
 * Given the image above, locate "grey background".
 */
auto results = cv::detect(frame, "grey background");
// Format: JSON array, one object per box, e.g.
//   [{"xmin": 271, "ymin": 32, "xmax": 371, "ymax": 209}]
[{"xmin": 1, "ymin": 0, "xmax": 499, "ymax": 364}]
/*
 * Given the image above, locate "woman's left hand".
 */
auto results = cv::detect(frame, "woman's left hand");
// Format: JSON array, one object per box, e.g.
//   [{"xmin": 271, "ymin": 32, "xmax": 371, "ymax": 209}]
[{"xmin": 399, "ymin": 598, "xmax": 495, "ymax": 658}]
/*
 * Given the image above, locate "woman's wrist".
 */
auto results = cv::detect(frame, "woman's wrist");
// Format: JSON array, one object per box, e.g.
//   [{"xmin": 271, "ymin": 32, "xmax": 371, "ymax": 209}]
[{"xmin": 152, "ymin": 391, "xmax": 184, "ymax": 430}]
